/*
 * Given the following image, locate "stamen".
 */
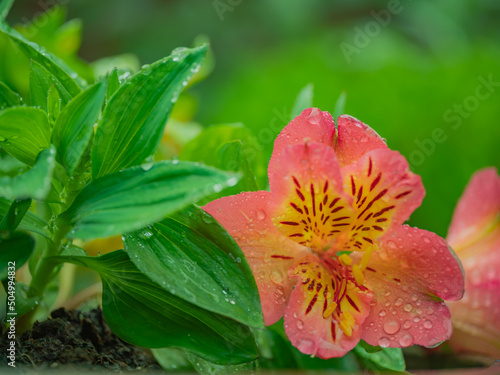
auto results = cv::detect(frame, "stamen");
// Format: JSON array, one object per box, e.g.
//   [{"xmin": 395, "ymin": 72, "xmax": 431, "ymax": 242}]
[
  {"xmin": 338, "ymin": 254, "xmax": 352, "ymax": 266},
  {"xmin": 322, "ymin": 301, "xmax": 337, "ymax": 318},
  {"xmin": 352, "ymin": 264, "xmax": 365, "ymax": 285}
]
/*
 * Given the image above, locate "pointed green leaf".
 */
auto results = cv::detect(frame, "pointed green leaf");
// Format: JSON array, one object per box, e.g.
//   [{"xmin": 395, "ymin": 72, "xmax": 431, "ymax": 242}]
[
  {"xmin": 333, "ymin": 91, "xmax": 347, "ymax": 120},
  {"xmin": 124, "ymin": 204, "xmax": 263, "ymax": 329},
  {"xmin": 0, "ymin": 20, "xmax": 84, "ymax": 95},
  {"xmin": 0, "ymin": 81, "xmax": 21, "ymax": 109},
  {"xmin": 54, "ymin": 250, "xmax": 259, "ymax": 365},
  {"xmin": 92, "ymin": 45, "xmax": 207, "ymax": 178},
  {"xmin": 291, "ymin": 83, "xmax": 313, "ymax": 120},
  {"xmin": 30, "ymin": 59, "xmax": 74, "ymax": 110},
  {"xmin": 0, "ymin": 198, "xmax": 51, "ymax": 239},
  {"xmin": 52, "ymin": 80, "xmax": 106, "ymax": 175},
  {"xmin": 62, "ymin": 161, "xmax": 238, "ymax": 240},
  {"xmin": 0, "ymin": 146, "xmax": 56, "ymax": 201},
  {"xmin": 0, "ymin": 0, "xmax": 14, "ymax": 20},
  {"xmin": 0, "ymin": 199, "xmax": 31, "ymax": 231},
  {"xmin": 106, "ymin": 68, "xmax": 120, "ymax": 100},
  {"xmin": 0, "ymin": 106, "xmax": 50, "ymax": 166},
  {"xmin": 0, "ymin": 231, "xmax": 35, "ymax": 280},
  {"xmin": 47, "ymin": 84, "xmax": 61, "ymax": 124}
]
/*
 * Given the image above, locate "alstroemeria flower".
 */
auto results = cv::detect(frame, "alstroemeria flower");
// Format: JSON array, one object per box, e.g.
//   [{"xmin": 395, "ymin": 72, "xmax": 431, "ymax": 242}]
[
  {"xmin": 204, "ymin": 108, "xmax": 464, "ymax": 358},
  {"xmin": 446, "ymin": 168, "xmax": 500, "ymax": 359}
]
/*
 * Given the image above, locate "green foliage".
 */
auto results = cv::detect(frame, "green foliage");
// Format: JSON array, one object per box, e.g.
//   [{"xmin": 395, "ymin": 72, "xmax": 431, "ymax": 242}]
[
  {"xmin": 51, "ymin": 80, "xmax": 106, "ymax": 175},
  {"xmin": 0, "ymin": 146, "xmax": 56, "ymax": 200},
  {"xmin": 0, "ymin": 81, "xmax": 21, "ymax": 109},
  {"xmin": 0, "ymin": 198, "xmax": 51, "ymax": 238},
  {"xmin": 291, "ymin": 83, "xmax": 313, "ymax": 120},
  {"xmin": 0, "ymin": 231, "xmax": 35, "ymax": 280},
  {"xmin": 62, "ymin": 161, "xmax": 237, "ymax": 240},
  {"xmin": 91, "ymin": 45, "xmax": 207, "ymax": 178},
  {"xmin": 123, "ymin": 204, "xmax": 263, "ymax": 329},
  {"xmin": 54, "ymin": 250, "xmax": 259, "ymax": 365},
  {"xmin": 0, "ymin": 106, "xmax": 50, "ymax": 166},
  {"xmin": 353, "ymin": 342, "xmax": 407, "ymax": 374}
]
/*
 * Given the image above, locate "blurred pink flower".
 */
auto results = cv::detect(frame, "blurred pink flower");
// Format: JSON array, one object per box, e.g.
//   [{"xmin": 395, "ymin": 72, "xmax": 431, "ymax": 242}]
[
  {"xmin": 204, "ymin": 108, "xmax": 464, "ymax": 358},
  {"xmin": 446, "ymin": 168, "xmax": 500, "ymax": 359}
]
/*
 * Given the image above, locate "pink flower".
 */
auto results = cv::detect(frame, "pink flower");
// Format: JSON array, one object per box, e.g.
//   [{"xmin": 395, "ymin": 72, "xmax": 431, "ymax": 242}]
[
  {"xmin": 204, "ymin": 108, "xmax": 464, "ymax": 358},
  {"xmin": 446, "ymin": 168, "xmax": 500, "ymax": 359}
]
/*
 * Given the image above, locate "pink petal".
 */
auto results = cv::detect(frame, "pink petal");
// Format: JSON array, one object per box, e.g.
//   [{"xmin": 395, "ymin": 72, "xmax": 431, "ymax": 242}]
[
  {"xmin": 448, "ymin": 279, "xmax": 500, "ymax": 359},
  {"xmin": 338, "ymin": 148, "xmax": 425, "ymax": 251},
  {"xmin": 269, "ymin": 108, "xmax": 336, "ymax": 171},
  {"xmin": 334, "ymin": 115, "xmax": 388, "ymax": 167},
  {"xmin": 203, "ymin": 191, "xmax": 309, "ymax": 325},
  {"xmin": 283, "ymin": 254, "xmax": 372, "ymax": 358},
  {"xmin": 447, "ymin": 167, "xmax": 500, "ymax": 253},
  {"xmin": 268, "ymin": 141, "xmax": 355, "ymax": 251},
  {"xmin": 359, "ymin": 225, "xmax": 464, "ymax": 348}
]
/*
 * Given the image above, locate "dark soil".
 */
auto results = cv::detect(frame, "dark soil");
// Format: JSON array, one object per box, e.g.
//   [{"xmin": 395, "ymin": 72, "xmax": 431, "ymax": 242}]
[{"xmin": 0, "ymin": 307, "xmax": 163, "ymax": 372}]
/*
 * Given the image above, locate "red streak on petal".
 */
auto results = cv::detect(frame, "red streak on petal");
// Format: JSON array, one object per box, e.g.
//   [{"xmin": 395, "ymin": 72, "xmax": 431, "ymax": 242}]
[
  {"xmin": 373, "ymin": 205, "xmax": 395, "ymax": 218},
  {"xmin": 329, "ymin": 197, "xmax": 340, "ymax": 209},
  {"xmin": 306, "ymin": 294, "xmax": 318, "ymax": 314},
  {"xmin": 345, "ymin": 294, "xmax": 360, "ymax": 312},
  {"xmin": 356, "ymin": 186, "xmax": 363, "ymax": 204},
  {"xmin": 331, "ymin": 322, "xmax": 337, "ymax": 341},
  {"xmin": 311, "ymin": 184, "xmax": 316, "ymax": 216},
  {"xmin": 292, "ymin": 176, "xmax": 301, "ymax": 189},
  {"xmin": 290, "ymin": 202, "xmax": 304, "ymax": 214},
  {"xmin": 270, "ymin": 255, "xmax": 294, "ymax": 260},
  {"xmin": 323, "ymin": 180, "xmax": 329, "ymax": 194},
  {"xmin": 368, "ymin": 157, "xmax": 373, "ymax": 177},
  {"xmin": 296, "ymin": 189, "xmax": 305, "ymax": 201},
  {"xmin": 395, "ymin": 190, "xmax": 412, "ymax": 199},
  {"xmin": 351, "ymin": 176, "xmax": 356, "ymax": 196},
  {"xmin": 370, "ymin": 173, "xmax": 382, "ymax": 192},
  {"xmin": 281, "ymin": 221, "xmax": 299, "ymax": 226}
]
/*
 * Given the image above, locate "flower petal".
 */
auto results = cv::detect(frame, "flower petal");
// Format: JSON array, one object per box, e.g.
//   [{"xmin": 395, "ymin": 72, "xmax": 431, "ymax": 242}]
[
  {"xmin": 359, "ymin": 225, "xmax": 464, "ymax": 348},
  {"xmin": 203, "ymin": 191, "xmax": 309, "ymax": 325},
  {"xmin": 270, "ymin": 108, "xmax": 336, "ymax": 168},
  {"xmin": 339, "ymin": 148, "xmax": 425, "ymax": 251},
  {"xmin": 284, "ymin": 254, "xmax": 372, "ymax": 358},
  {"xmin": 448, "ymin": 279, "xmax": 500, "ymax": 359},
  {"xmin": 334, "ymin": 115, "xmax": 388, "ymax": 167},
  {"xmin": 447, "ymin": 167, "xmax": 500, "ymax": 253},
  {"xmin": 268, "ymin": 142, "xmax": 355, "ymax": 251}
]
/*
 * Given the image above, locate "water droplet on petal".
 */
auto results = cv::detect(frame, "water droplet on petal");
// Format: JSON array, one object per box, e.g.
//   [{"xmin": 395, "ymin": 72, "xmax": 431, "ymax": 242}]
[
  {"xmin": 378, "ymin": 337, "xmax": 390, "ymax": 348},
  {"xmin": 256, "ymin": 209, "xmax": 266, "ymax": 221},
  {"xmin": 270, "ymin": 271, "xmax": 283, "ymax": 284},
  {"xmin": 399, "ymin": 334, "xmax": 413, "ymax": 347},
  {"xmin": 403, "ymin": 303, "xmax": 412, "ymax": 312},
  {"xmin": 383, "ymin": 319, "xmax": 401, "ymax": 335},
  {"xmin": 403, "ymin": 320, "xmax": 412, "ymax": 329},
  {"xmin": 395, "ymin": 298, "xmax": 403, "ymax": 307},
  {"xmin": 296, "ymin": 320, "xmax": 304, "ymax": 329},
  {"xmin": 379, "ymin": 310, "xmax": 387, "ymax": 317},
  {"xmin": 424, "ymin": 320, "xmax": 433, "ymax": 329}
]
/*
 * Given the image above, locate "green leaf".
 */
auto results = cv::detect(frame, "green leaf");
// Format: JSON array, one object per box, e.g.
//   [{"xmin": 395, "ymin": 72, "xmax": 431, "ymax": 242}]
[
  {"xmin": 123, "ymin": 204, "xmax": 263, "ymax": 329},
  {"xmin": 52, "ymin": 80, "xmax": 107, "ymax": 175},
  {"xmin": 184, "ymin": 351, "xmax": 256, "ymax": 375},
  {"xmin": 353, "ymin": 344, "xmax": 407, "ymax": 374},
  {"xmin": 217, "ymin": 140, "xmax": 258, "ymax": 192},
  {"xmin": 91, "ymin": 45, "xmax": 207, "ymax": 179},
  {"xmin": 0, "ymin": 231, "xmax": 35, "ymax": 280},
  {"xmin": 0, "ymin": 199, "xmax": 31, "ymax": 231},
  {"xmin": 0, "ymin": 81, "xmax": 21, "ymax": 109},
  {"xmin": 0, "ymin": 198, "xmax": 52, "ymax": 239},
  {"xmin": 47, "ymin": 84, "xmax": 61, "ymax": 124},
  {"xmin": 358, "ymin": 339, "xmax": 383, "ymax": 353},
  {"xmin": 152, "ymin": 348, "xmax": 193, "ymax": 372},
  {"xmin": 29, "ymin": 60, "xmax": 73, "ymax": 111},
  {"xmin": 62, "ymin": 160, "xmax": 238, "ymax": 240},
  {"xmin": 333, "ymin": 91, "xmax": 347, "ymax": 120},
  {"xmin": 106, "ymin": 68, "xmax": 120, "ymax": 100},
  {"xmin": 0, "ymin": 106, "xmax": 51, "ymax": 166},
  {"xmin": 0, "ymin": 0, "xmax": 14, "ymax": 20},
  {"xmin": 0, "ymin": 146, "xmax": 56, "ymax": 200},
  {"xmin": 180, "ymin": 123, "xmax": 265, "ymax": 187},
  {"xmin": 0, "ymin": 19, "xmax": 84, "ymax": 95},
  {"xmin": 291, "ymin": 83, "xmax": 313, "ymax": 120},
  {"xmin": 54, "ymin": 250, "xmax": 259, "ymax": 365}
]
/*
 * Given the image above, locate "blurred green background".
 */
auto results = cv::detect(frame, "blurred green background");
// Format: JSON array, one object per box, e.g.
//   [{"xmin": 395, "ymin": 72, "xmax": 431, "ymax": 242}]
[{"xmin": 4, "ymin": 0, "xmax": 500, "ymax": 237}]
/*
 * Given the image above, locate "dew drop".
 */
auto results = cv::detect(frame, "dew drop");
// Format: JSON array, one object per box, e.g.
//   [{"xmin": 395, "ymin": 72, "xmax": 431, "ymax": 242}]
[
  {"xmin": 404, "ymin": 303, "xmax": 412, "ymax": 312},
  {"xmin": 296, "ymin": 320, "xmax": 304, "ymax": 329},
  {"xmin": 379, "ymin": 310, "xmax": 387, "ymax": 317},
  {"xmin": 403, "ymin": 320, "xmax": 412, "ymax": 329},
  {"xmin": 270, "ymin": 271, "xmax": 283, "ymax": 284},
  {"xmin": 387, "ymin": 240, "xmax": 397, "ymax": 249},
  {"xmin": 378, "ymin": 337, "xmax": 390, "ymax": 348},
  {"xmin": 256, "ymin": 209, "xmax": 267, "ymax": 221},
  {"xmin": 413, "ymin": 316, "xmax": 420, "ymax": 323},
  {"xmin": 395, "ymin": 297, "xmax": 403, "ymax": 307},
  {"xmin": 423, "ymin": 320, "xmax": 433, "ymax": 329},
  {"xmin": 399, "ymin": 334, "xmax": 413, "ymax": 347},
  {"xmin": 383, "ymin": 319, "xmax": 400, "ymax": 335}
]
